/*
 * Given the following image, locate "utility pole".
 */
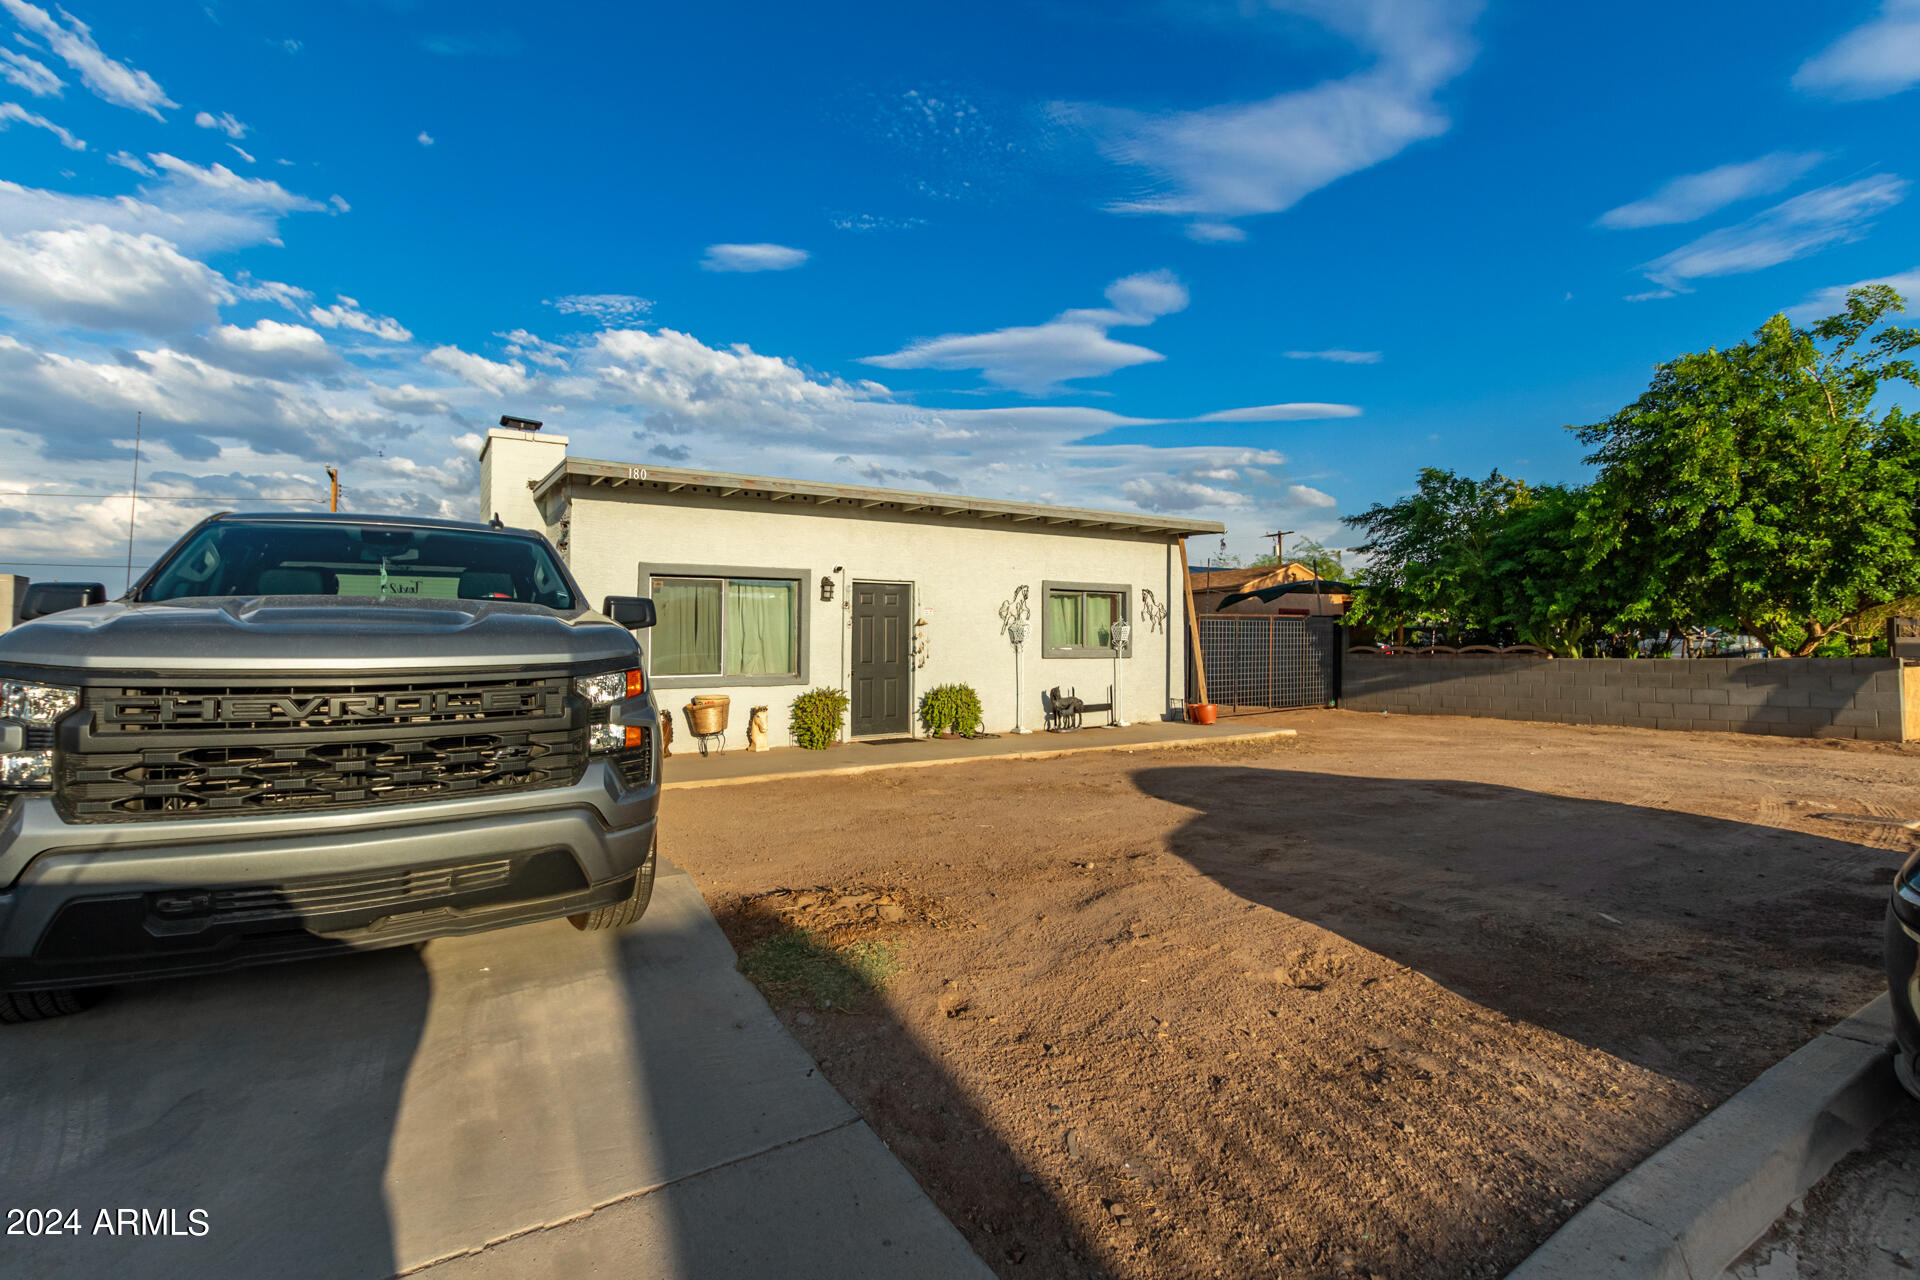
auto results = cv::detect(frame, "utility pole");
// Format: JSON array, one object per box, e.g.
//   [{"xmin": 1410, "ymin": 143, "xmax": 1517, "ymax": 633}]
[
  {"xmin": 1264, "ymin": 529, "xmax": 1295, "ymax": 568},
  {"xmin": 326, "ymin": 467, "xmax": 339, "ymax": 512},
  {"xmin": 124, "ymin": 410, "xmax": 142, "ymax": 593}
]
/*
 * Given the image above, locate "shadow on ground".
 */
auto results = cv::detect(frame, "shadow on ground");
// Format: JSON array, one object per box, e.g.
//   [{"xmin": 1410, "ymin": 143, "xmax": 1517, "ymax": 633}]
[
  {"xmin": 0, "ymin": 867, "xmax": 1012, "ymax": 1280},
  {"xmin": 0, "ymin": 946, "xmax": 428, "ymax": 1278},
  {"xmin": 707, "ymin": 892, "xmax": 1106, "ymax": 1279},
  {"xmin": 1133, "ymin": 765, "xmax": 1898, "ymax": 1095}
]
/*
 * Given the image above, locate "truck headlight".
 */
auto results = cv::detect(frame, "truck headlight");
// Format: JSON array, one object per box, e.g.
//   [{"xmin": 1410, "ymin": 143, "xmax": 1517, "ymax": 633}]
[
  {"xmin": 574, "ymin": 669, "xmax": 644, "ymax": 705},
  {"xmin": 576, "ymin": 670, "xmax": 647, "ymax": 755},
  {"xmin": 0, "ymin": 678, "xmax": 76, "ymax": 792},
  {"xmin": 3, "ymin": 679, "xmax": 77, "ymax": 725}
]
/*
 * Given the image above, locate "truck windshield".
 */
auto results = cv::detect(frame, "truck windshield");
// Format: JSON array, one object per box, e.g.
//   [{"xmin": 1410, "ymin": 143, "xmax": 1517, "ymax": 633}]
[{"xmin": 139, "ymin": 520, "xmax": 576, "ymax": 609}]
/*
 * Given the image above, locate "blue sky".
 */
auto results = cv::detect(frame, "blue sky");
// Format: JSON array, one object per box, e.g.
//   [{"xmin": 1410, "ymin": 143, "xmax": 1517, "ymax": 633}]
[{"xmin": 0, "ymin": 0, "xmax": 1916, "ymax": 585}]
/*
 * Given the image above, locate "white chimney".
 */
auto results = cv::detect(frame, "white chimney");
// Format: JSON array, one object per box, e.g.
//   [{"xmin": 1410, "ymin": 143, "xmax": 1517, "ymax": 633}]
[{"xmin": 479, "ymin": 420, "xmax": 568, "ymax": 535}]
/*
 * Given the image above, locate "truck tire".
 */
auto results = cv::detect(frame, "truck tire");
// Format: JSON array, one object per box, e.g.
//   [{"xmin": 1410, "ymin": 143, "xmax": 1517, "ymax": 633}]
[
  {"xmin": 1, "ymin": 987, "xmax": 97, "ymax": 1024},
  {"xmin": 570, "ymin": 833, "xmax": 657, "ymax": 932}
]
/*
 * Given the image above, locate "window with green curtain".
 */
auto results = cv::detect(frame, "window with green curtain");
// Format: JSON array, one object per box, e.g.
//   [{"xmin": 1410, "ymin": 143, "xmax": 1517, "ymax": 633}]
[
  {"xmin": 1086, "ymin": 592, "xmax": 1119, "ymax": 647},
  {"xmin": 1047, "ymin": 590, "xmax": 1082, "ymax": 646},
  {"xmin": 726, "ymin": 578, "xmax": 797, "ymax": 676},
  {"xmin": 650, "ymin": 576, "xmax": 722, "ymax": 675},
  {"xmin": 1043, "ymin": 583, "xmax": 1130, "ymax": 656}
]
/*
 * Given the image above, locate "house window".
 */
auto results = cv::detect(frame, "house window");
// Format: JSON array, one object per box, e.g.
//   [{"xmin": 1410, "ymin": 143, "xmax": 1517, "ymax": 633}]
[
  {"xmin": 1042, "ymin": 581, "xmax": 1131, "ymax": 658},
  {"xmin": 649, "ymin": 573, "xmax": 801, "ymax": 679}
]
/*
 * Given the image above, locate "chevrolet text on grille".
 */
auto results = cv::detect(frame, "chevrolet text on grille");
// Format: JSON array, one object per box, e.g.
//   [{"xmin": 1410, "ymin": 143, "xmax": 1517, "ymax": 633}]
[{"xmin": 102, "ymin": 688, "xmax": 540, "ymax": 725}]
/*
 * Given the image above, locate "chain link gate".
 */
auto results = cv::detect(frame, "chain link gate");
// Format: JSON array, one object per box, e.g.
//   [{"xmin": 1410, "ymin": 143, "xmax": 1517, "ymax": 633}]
[{"xmin": 1189, "ymin": 615, "xmax": 1339, "ymax": 714}]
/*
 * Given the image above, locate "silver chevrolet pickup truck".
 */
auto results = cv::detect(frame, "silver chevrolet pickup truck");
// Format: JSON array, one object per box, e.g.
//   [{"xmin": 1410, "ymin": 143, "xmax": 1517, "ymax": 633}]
[{"xmin": 0, "ymin": 511, "xmax": 662, "ymax": 1022}]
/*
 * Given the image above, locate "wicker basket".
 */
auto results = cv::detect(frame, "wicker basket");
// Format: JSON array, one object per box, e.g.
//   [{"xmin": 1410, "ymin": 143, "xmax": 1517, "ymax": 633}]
[{"xmin": 685, "ymin": 697, "xmax": 730, "ymax": 735}]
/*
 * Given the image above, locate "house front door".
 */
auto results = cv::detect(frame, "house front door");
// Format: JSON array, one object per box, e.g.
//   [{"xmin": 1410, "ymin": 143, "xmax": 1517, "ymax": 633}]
[{"xmin": 851, "ymin": 580, "xmax": 911, "ymax": 736}]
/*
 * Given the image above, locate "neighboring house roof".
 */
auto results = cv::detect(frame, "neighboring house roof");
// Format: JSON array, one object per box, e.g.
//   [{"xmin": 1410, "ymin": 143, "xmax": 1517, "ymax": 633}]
[
  {"xmin": 1217, "ymin": 580, "xmax": 1353, "ymax": 609},
  {"xmin": 1187, "ymin": 561, "xmax": 1316, "ymax": 593},
  {"xmin": 534, "ymin": 457, "xmax": 1227, "ymax": 538}
]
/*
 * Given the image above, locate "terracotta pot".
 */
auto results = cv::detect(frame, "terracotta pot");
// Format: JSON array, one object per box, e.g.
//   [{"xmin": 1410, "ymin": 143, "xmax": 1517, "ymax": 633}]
[{"xmin": 1186, "ymin": 702, "xmax": 1218, "ymax": 725}]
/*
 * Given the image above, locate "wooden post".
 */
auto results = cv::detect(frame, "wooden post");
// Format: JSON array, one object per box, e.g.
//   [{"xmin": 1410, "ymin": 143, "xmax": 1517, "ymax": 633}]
[{"xmin": 1179, "ymin": 537, "xmax": 1208, "ymax": 706}]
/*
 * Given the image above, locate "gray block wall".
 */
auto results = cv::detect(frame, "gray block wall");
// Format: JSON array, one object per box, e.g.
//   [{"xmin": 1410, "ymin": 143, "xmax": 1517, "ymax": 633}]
[{"xmin": 1341, "ymin": 655, "xmax": 1908, "ymax": 742}]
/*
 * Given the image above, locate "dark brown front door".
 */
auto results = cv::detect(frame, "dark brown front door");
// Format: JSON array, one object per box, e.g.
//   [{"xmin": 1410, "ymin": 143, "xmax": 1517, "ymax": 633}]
[{"xmin": 851, "ymin": 581, "xmax": 911, "ymax": 736}]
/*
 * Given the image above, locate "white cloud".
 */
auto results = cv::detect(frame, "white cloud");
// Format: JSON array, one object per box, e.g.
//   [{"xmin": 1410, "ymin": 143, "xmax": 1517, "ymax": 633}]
[
  {"xmin": 1640, "ymin": 175, "xmax": 1909, "ymax": 290},
  {"xmin": 0, "ymin": 334, "xmax": 391, "ymax": 465},
  {"xmin": 227, "ymin": 143, "xmax": 255, "ymax": 165},
  {"xmin": 498, "ymin": 328, "xmax": 568, "ymax": 369},
  {"xmin": 861, "ymin": 269, "xmax": 1188, "ymax": 393},
  {"xmin": 105, "ymin": 148, "xmax": 152, "ymax": 175},
  {"xmin": 0, "ymin": 0, "xmax": 175, "ymax": 118},
  {"xmin": 1124, "ymin": 475, "xmax": 1253, "ymax": 511},
  {"xmin": 1192, "ymin": 403, "xmax": 1362, "ymax": 422},
  {"xmin": 231, "ymin": 274, "xmax": 314, "ymax": 312},
  {"xmin": 1056, "ymin": 0, "xmax": 1481, "ymax": 236},
  {"xmin": 545, "ymin": 293, "xmax": 652, "ymax": 323},
  {"xmin": 43, "ymin": 154, "xmax": 329, "ymax": 252},
  {"xmin": 193, "ymin": 109, "xmax": 248, "ymax": 139},
  {"xmin": 1284, "ymin": 348, "xmax": 1382, "ymax": 364},
  {"xmin": 1794, "ymin": 0, "xmax": 1920, "ymax": 100},
  {"xmin": 0, "ymin": 224, "xmax": 226, "ymax": 333},
  {"xmin": 828, "ymin": 212, "xmax": 926, "ymax": 233},
  {"xmin": 417, "ymin": 130, "xmax": 434, "ymax": 146},
  {"xmin": 0, "ymin": 100, "xmax": 81, "ymax": 148},
  {"xmin": 1787, "ymin": 267, "xmax": 1920, "ymax": 321},
  {"xmin": 700, "ymin": 242, "xmax": 809, "ymax": 272},
  {"xmin": 1185, "ymin": 221, "xmax": 1248, "ymax": 243},
  {"xmin": 328, "ymin": 194, "xmax": 349, "ymax": 214},
  {"xmin": 423, "ymin": 344, "xmax": 530, "ymax": 397},
  {"xmin": 371, "ymin": 383, "xmax": 452, "ymax": 416},
  {"xmin": 1597, "ymin": 152, "xmax": 1825, "ymax": 229},
  {"xmin": 201, "ymin": 319, "xmax": 339, "ymax": 379},
  {"xmin": 1287, "ymin": 483, "xmax": 1338, "ymax": 508},
  {"xmin": 308, "ymin": 296, "xmax": 411, "ymax": 342},
  {"xmin": 0, "ymin": 48, "xmax": 61, "ymax": 96}
]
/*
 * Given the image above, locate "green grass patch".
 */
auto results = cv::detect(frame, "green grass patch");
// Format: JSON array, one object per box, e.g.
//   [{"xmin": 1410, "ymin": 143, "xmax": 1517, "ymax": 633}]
[{"xmin": 736, "ymin": 927, "xmax": 900, "ymax": 1012}]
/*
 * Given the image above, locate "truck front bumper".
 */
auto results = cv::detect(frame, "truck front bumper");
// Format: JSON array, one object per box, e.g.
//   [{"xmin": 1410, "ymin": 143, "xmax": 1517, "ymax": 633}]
[{"xmin": 0, "ymin": 759, "xmax": 657, "ymax": 993}]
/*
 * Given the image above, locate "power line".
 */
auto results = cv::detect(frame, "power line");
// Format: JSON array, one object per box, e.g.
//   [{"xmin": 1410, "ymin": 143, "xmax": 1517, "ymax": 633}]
[
  {"xmin": 0, "ymin": 492, "xmax": 325, "ymax": 503},
  {"xmin": 0, "ymin": 560, "xmax": 142, "ymax": 568}
]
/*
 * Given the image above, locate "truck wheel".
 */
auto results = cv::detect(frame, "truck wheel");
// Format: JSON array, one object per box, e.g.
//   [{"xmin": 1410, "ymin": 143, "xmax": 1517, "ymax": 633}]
[
  {"xmin": 571, "ymin": 833, "xmax": 657, "ymax": 932},
  {"xmin": 1, "ymin": 987, "xmax": 97, "ymax": 1024}
]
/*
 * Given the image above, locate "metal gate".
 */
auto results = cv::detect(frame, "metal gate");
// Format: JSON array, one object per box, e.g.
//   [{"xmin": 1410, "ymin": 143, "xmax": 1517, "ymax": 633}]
[{"xmin": 1191, "ymin": 616, "xmax": 1339, "ymax": 713}]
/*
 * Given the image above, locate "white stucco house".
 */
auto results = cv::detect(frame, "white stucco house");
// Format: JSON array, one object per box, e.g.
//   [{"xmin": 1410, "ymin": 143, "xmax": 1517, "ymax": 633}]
[{"xmin": 479, "ymin": 423, "xmax": 1222, "ymax": 750}]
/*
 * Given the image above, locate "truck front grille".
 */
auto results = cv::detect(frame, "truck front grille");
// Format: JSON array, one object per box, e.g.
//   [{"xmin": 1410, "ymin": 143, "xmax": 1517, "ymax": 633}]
[{"xmin": 59, "ymin": 674, "xmax": 588, "ymax": 823}]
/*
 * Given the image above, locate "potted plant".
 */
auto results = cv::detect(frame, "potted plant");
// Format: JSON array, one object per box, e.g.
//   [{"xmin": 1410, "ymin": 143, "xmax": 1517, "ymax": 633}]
[
  {"xmin": 788, "ymin": 687, "xmax": 850, "ymax": 750},
  {"xmin": 919, "ymin": 683, "xmax": 984, "ymax": 738}
]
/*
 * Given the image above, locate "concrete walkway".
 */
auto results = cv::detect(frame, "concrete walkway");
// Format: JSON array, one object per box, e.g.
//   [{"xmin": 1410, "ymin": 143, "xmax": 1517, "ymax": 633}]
[
  {"xmin": 0, "ymin": 861, "xmax": 989, "ymax": 1280},
  {"xmin": 663, "ymin": 712, "xmax": 1303, "ymax": 789}
]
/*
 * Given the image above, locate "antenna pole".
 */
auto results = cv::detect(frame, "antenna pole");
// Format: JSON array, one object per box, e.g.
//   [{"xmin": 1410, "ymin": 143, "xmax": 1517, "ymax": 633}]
[{"xmin": 124, "ymin": 411, "xmax": 143, "ymax": 593}]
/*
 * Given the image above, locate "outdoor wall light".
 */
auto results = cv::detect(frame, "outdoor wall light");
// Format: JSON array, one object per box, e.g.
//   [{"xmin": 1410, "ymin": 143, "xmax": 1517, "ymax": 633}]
[{"xmin": 819, "ymin": 576, "xmax": 835, "ymax": 602}]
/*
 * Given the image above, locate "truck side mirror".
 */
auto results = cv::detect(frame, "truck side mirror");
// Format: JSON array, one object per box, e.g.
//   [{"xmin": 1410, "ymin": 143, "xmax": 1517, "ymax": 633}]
[
  {"xmin": 602, "ymin": 596, "xmax": 656, "ymax": 629},
  {"xmin": 20, "ymin": 581, "xmax": 106, "ymax": 621}
]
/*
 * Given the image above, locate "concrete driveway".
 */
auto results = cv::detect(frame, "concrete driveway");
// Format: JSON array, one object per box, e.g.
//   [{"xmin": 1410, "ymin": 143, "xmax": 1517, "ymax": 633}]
[{"xmin": 0, "ymin": 861, "xmax": 988, "ymax": 1279}]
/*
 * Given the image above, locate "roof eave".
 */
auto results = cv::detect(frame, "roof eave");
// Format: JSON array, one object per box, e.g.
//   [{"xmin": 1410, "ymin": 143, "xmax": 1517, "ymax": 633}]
[{"xmin": 539, "ymin": 458, "xmax": 1226, "ymax": 537}]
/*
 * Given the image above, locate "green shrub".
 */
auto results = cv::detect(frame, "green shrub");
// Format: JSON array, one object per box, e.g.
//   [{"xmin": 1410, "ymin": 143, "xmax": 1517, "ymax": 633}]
[
  {"xmin": 788, "ymin": 686, "xmax": 849, "ymax": 749},
  {"xmin": 919, "ymin": 682, "xmax": 983, "ymax": 737}
]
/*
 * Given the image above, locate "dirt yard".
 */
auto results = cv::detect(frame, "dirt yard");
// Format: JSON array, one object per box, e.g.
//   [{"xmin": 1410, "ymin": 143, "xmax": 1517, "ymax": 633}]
[{"xmin": 662, "ymin": 711, "xmax": 1919, "ymax": 1279}]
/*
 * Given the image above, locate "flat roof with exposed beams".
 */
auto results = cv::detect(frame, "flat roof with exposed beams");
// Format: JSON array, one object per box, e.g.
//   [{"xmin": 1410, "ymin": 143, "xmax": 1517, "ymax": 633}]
[{"xmin": 532, "ymin": 457, "xmax": 1226, "ymax": 538}]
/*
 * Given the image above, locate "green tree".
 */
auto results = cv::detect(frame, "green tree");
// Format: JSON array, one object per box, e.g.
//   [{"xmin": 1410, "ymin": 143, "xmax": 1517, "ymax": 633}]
[
  {"xmin": 1578, "ymin": 285, "xmax": 1920, "ymax": 655},
  {"xmin": 1343, "ymin": 467, "xmax": 1529, "ymax": 641},
  {"xmin": 1285, "ymin": 536, "xmax": 1347, "ymax": 581}
]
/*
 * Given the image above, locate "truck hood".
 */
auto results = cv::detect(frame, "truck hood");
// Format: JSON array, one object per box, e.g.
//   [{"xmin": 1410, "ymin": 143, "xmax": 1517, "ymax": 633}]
[{"xmin": 0, "ymin": 595, "xmax": 641, "ymax": 676}]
